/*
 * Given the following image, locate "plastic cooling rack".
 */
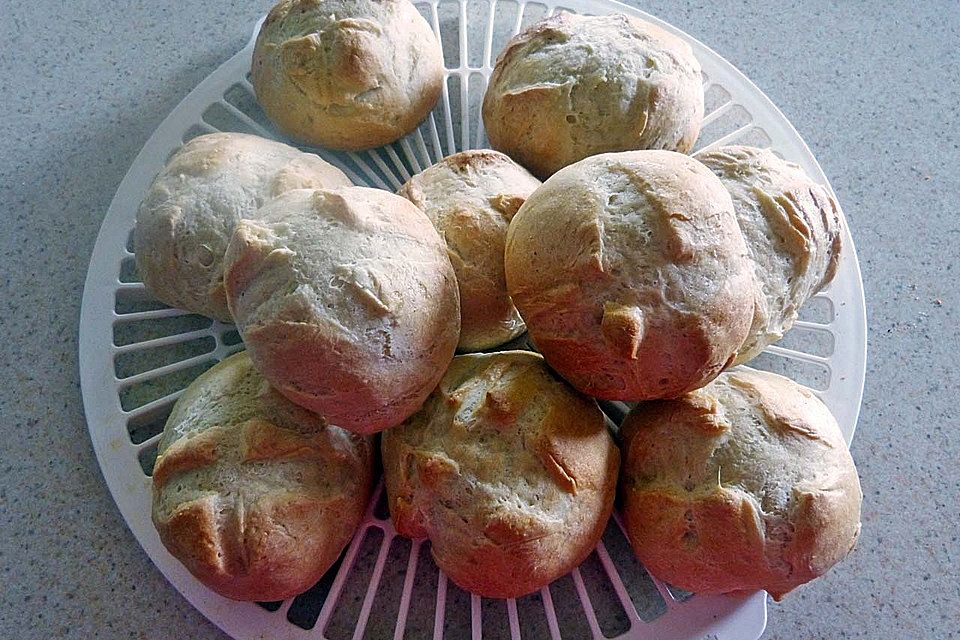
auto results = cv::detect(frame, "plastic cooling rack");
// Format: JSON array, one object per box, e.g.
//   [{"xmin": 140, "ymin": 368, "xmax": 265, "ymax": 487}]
[{"xmin": 79, "ymin": 2, "xmax": 866, "ymax": 638}]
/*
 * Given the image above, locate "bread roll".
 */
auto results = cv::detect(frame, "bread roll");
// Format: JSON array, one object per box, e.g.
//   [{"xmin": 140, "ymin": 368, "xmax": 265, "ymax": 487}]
[
  {"xmin": 252, "ymin": 0, "xmax": 444, "ymax": 151},
  {"xmin": 620, "ymin": 368, "xmax": 862, "ymax": 600},
  {"xmin": 504, "ymin": 150, "xmax": 753, "ymax": 401},
  {"xmin": 134, "ymin": 132, "xmax": 351, "ymax": 321},
  {"xmin": 151, "ymin": 352, "xmax": 374, "ymax": 601},
  {"xmin": 382, "ymin": 351, "xmax": 619, "ymax": 598},
  {"xmin": 696, "ymin": 146, "xmax": 844, "ymax": 365},
  {"xmin": 223, "ymin": 186, "xmax": 460, "ymax": 433},
  {"xmin": 398, "ymin": 150, "xmax": 540, "ymax": 351},
  {"xmin": 482, "ymin": 12, "xmax": 703, "ymax": 178}
]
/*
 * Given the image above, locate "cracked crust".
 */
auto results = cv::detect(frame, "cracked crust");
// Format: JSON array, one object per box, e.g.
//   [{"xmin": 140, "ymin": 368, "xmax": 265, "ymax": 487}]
[
  {"xmin": 381, "ymin": 351, "xmax": 620, "ymax": 598},
  {"xmin": 134, "ymin": 132, "xmax": 351, "ymax": 321},
  {"xmin": 619, "ymin": 368, "xmax": 862, "ymax": 600},
  {"xmin": 504, "ymin": 150, "xmax": 754, "ymax": 401},
  {"xmin": 252, "ymin": 0, "xmax": 444, "ymax": 150},
  {"xmin": 482, "ymin": 12, "xmax": 703, "ymax": 178},
  {"xmin": 696, "ymin": 146, "xmax": 845, "ymax": 365},
  {"xmin": 151, "ymin": 352, "xmax": 374, "ymax": 601},
  {"xmin": 223, "ymin": 186, "xmax": 460, "ymax": 433},
  {"xmin": 398, "ymin": 150, "xmax": 541, "ymax": 351}
]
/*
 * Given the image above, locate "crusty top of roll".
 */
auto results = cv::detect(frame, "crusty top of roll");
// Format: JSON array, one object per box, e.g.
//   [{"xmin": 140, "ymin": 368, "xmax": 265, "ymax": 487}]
[
  {"xmin": 382, "ymin": 350, "xmax": 619, "ymax": 598},
  {"xmin": 252, "ymin": 0, "xmax": 444, "ymax": 150},
  {"xmin": 697, "ymin": 146, "xmax": 844, "ymax": 365},
  {"xmin": 398, "ymin": 150, "xmax": 541, "ymax": 351},
  {"xmin": 134, "ymin": 132, "xmax": 351, "ymax": 321},
  {"xmin": 504, "ymin": 150, "xmax": 754, "ymax": 401},
  {"xmin": 223, "ymin": 186, "xmax": 460, "ymax": 433},
  {"xmin": 620, "ymin": 368, "xmax": 862, "ymax": 600},
  {"xmin": 152, "ymin": 352, "xmax": 373, "ymax": 601},
  {"xmin": 482, "ymin": 12, "xmax": 703, "ymax": 178}
]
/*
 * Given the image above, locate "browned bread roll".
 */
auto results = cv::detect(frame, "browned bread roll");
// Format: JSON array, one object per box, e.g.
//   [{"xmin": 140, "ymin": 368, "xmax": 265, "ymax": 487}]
[
  {"xmin": 223, "ymin": 186, "xmax": 460, "ymax": 434},
  {"xmin": 382, "ymin": 351, "xmax": 620, "ymax": 598},
  {"xmin": 504, "ymin": 150, "xmax": 754, "ymax": 401},
  {"xmin": 620, "ymin": 368, "xmax": 862, "ymax": 600},
  {"xmin": 696, "ymin": 146, "xmax": 844, "ymax": 365},
  {"xmin": 252, "ymin": 0, "xmax": 444, "ymax": 150},
  {"xmin": 134, "ymin": 132, "xmax": 351, "ymax": 321},
  {"xmin": 483, "ymin": 12, "xmax": 703, "ymax": 178},
  {"xmin": 151, "ymin": 352, "xmax": 374, "ymax": 601},
  {"xmin": 397, "ymin": 150, "xmax": 541, "ymax": 351}
]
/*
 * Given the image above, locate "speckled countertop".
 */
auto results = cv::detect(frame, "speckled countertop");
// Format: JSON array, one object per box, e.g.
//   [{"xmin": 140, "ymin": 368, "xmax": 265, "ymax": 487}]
[{"xmin": 2, "ymin": 1, "xmax": 958, "ymax": 638}]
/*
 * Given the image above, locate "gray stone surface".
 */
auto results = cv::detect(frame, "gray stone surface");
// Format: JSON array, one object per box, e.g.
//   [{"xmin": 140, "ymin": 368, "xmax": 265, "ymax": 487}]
[{"xmin": 1, "ymin": 0, "xmax": 957, "ymax": 638}]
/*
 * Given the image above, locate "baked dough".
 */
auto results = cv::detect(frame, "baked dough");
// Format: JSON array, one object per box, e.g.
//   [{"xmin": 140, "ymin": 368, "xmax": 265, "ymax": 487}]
[
  {"xmin": 483, "ymin": 12, "xmax": 703, "ymax": 178},
  {"xmin": 252, "ymin": 0, "xmax": 445, "ymax": 150},
  {"xmin": 619, "ymin": 368, "xmax": 862, "ymax": 600},
  {"xmin": 504, "ymin": 150, "xmax": 753, "ymax": 401},
  {"xmin": 223, "ymin": 186, "xmax": 460, "ymax": 433},
  {"xmin": 134, "ymin": 132, "xmax": 350, "ymax": 321},
  {"xmin": 382, "ymin": 351, "xmax": 619, "ymax": 598},
  {"xmin": 398, "ymin": 150, "xmax": 540, "ymax": 351},
  {"xmin": 696, "ymin": 146, "xmax": 844, "ymax": 365},
  {"xmin": 151, "ymin": 352, "xmax": 374, "ymax": 601}
]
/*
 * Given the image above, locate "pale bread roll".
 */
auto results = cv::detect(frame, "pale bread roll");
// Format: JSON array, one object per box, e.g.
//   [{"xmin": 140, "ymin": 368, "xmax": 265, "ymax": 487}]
[
  {"xmin": 382, "ymin": 351, "xmax": 619, "ymax": 598},
  {"xmin": 398, "ymin": 150, "xmax": 541, "ymax": 351},
  {"xmin": 504, "ymin": 150, "xmax": 754, "ymax": 401},
  {"xmin": 696, "ymin": 146, "xmax": 844, "ymax": 365},
  {"xmin": 620, "ymin": 368, "xmax": 861, "ymax": 600},
  {"xmin": 134, "ymin": 132, "xmax": 351, "ymax": 321},
  {"xmin": 223, "ymin": 186, "xmax": 460, "ymax": 433},
  {"xmin": 483, "ymin": 12, "xmax": 703, "ymax": 178},
  {"xmin": 252, "ymin": 0, "xmax": 444, "ymax": 151},
  {"xmin": 151, "ymin": 352, "xmax": 374, "ymax": 601}
]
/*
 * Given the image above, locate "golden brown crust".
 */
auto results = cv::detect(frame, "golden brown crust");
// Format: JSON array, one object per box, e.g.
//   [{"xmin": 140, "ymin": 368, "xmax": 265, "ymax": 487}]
[
  {"xmin": 151, "ymin": 427, "xmax": 222, "ymax": 487},
  {"xmin": 398, "ymin": 150, "xmax": 540, "ymax": 351},
  {"xmin": 505, "ymin": 150, "xmax": 754, "ymax": 401},
  {"xmin": 619, "ymin": 368, "xmax": 862, "ymax": 599},
  {"xmin": 252, "ymin": 0, "xmax": 444, "ymax": 150},
  {"xmin": 223, "ymin": 187, "xmax": 460, "ymax": 433},
  {"xmin": 381, "ymin": 351, "xmax": 619, "ymax": 598},
  {"xmin": 483, "ymin": 13, "xmax": 703, "ymax": 178},
  {"xmin": 151, "ymin": 353, "xmax": 374, "ymax": 601}
]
